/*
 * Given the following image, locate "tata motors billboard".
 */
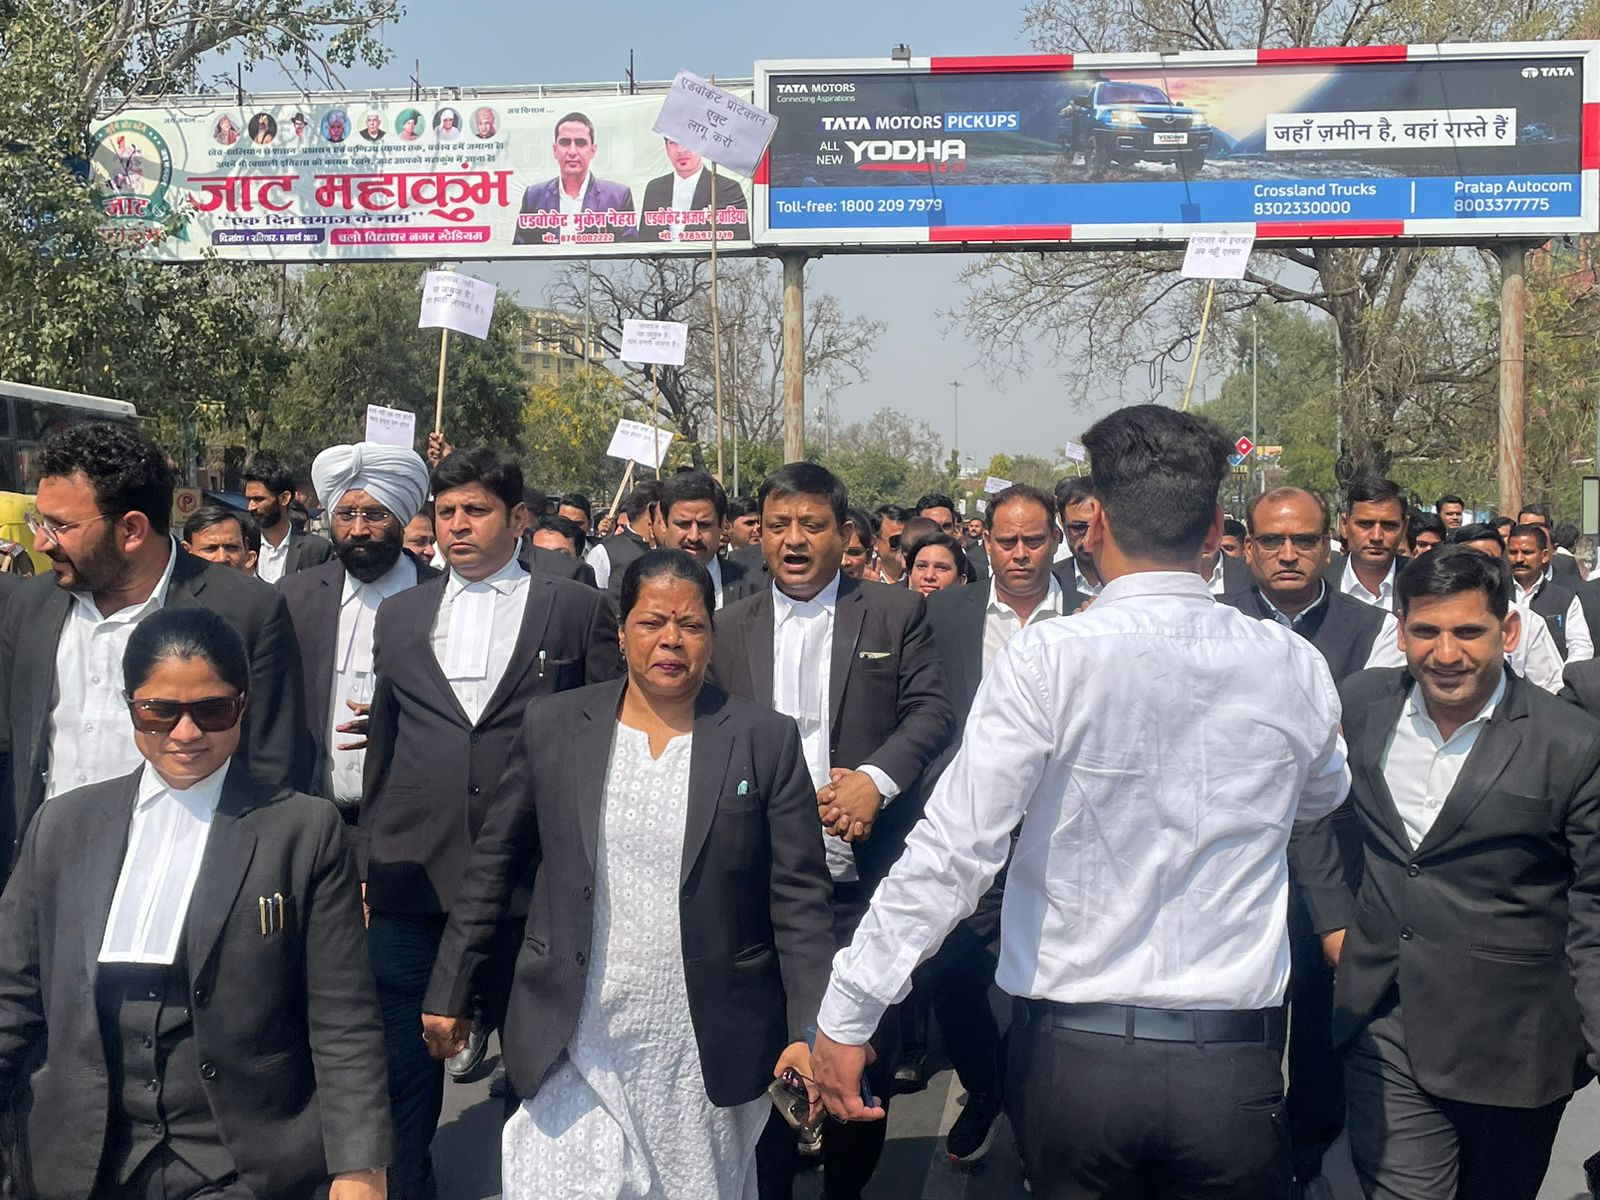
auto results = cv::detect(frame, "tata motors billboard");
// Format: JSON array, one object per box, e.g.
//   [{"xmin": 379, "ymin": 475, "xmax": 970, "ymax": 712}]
[
  {"xmin": 754, "ymin": 43, "xmax": 1600, "ymax": 246},
  {"xmin": 88, "ymin": 88, "xmax": 755, "ymax": 260}
]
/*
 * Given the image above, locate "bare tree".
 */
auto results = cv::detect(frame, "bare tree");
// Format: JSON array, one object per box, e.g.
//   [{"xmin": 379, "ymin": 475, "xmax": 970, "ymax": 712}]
[
  {"xmin": 961, "ymin": 0, "xmax": 1591, "ymax": 481},
  {"xmin": 551, "ymin": 258, "xmax": 883, "ymax": 471}
]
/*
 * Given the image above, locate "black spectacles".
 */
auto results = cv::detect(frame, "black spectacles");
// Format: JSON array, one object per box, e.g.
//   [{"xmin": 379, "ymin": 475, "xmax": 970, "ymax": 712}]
[
  {"xmin": 125, "ymin": 694, "xmax": 246, "ymax": 734},
  {"xmin": 1065, "ymin": 521, "xmax": 1091, "ymax": 536},
  {"xmin": 331, "ymin": 506, "xmax": 396, "ymax": 525},
  {"xmin": 1252, "ymin": 533, "xmax": 1325, "ymax": 553}
]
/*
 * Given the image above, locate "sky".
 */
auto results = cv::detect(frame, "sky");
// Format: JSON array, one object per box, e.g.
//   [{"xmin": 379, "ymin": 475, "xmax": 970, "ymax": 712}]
[{"xmin": 230, "ymin": 0, "xmax": 1145, "ymax": 467}]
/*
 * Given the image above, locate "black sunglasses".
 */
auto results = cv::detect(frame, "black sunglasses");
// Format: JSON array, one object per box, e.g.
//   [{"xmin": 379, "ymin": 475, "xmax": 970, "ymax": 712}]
[{"xmin": 126, "ymin": 694, "xmax": 246, "ymax": 734}]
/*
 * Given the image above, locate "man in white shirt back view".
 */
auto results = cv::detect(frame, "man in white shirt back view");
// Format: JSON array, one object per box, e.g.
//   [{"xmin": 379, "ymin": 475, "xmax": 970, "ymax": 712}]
[{"xmin": 811, "ymin": 404, "xmax": 1350, "ymax": 1200}]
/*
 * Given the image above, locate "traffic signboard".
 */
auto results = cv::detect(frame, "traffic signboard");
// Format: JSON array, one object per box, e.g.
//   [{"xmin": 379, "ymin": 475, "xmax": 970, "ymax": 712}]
[{"xmin": 1235, "ymin": 436, "xmax": 1255, "ymax": 457}]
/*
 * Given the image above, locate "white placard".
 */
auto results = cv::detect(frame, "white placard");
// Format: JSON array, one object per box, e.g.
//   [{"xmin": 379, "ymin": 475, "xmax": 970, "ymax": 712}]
[
  {"xmin": 1063, "ymin": 441, "xmax": 1088, "ymax": 463},
  {"xmin": 983, "ymin": 476, "xmax": 1013, "ymax": 495},
  {"xmin": 654, "ymin": 71, "xmax": 779, "ymax": 179},
  {"xmin": 418, "ymin": 270, "xmax": 497, "ymax": 339},
  {"xmin": 606, "ymin": 418, "xmax": 676, "ymax": 469},
  {"xmin": 364, "ymin": 403, "xmax": 416, "ymax": 448},
  {"xmin": 620, "ymin": 318, "xmax": 689, "ymax": 366},
  {"xmin": 1181, "ymin": 233, "xmax": 1254, "ymax": 280}
]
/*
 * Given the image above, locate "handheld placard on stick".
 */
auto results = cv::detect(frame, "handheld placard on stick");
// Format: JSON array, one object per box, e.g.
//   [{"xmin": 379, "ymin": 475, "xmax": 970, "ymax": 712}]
[
  {"xmin": 434, "ymin": 328, "xmax": 450, "ymax": 434},
  {"xmin": 1181, "ymin": 281, "xmax": 1217, "ymax": 413},
  {"xmin": 650, "ymin": 364, "xmax": 662, "ymax": 479},
  {"xmin": 607, "ymin": 461, "xmax": 636, "ymax": 522}
]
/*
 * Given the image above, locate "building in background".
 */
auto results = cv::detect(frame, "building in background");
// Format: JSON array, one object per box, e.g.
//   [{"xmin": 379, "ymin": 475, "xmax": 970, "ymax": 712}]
[{"xmin": 518, "ymin": 307, "xmax": 604, "ymax": 387}]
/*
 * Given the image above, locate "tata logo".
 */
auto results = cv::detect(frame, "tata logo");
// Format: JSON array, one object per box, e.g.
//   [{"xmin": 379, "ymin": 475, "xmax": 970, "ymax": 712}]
[
  {"xmin": 844, "ymin": 138, "xmax": 967, "ymax": 164},
  {"xmin": 1522, "ymin": 64, "xmax": 1576, "ymax": 78}
]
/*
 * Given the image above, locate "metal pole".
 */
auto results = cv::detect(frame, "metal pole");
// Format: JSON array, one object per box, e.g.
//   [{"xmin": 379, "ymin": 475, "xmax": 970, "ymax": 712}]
[
  {"xmin": 950, "ymin": 380, "xmax": 962, "ymax": 463},
  {"xmin": 1497, "ymin": 242, "xmax": 1528, "ymax": 517},
  {"xmin": 781, "ymin": 251, "xmax": 806, "ymax": 463},
  {"xmin": 1251, "ymin": 309, "xmax": 1259, "ymax": 496}
]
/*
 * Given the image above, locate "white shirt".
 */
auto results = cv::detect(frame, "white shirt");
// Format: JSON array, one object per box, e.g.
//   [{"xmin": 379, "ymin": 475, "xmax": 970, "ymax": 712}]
[
  {"xmin": 707, "ymin": 556, "xmax": 725, "ymax": 610},
  {"xmin": 256, "ymin": 528, "xmax": 292, "ymax": 584},
  {"xmin": 770, "ymin": 575, "xmax": 899, "ymax": 883},
  {"xmin": 584, "ymin": 541, "xmax": 612, "ymax": 590},
  {"xmin": 983, "ymin": 575, "xmax": 1064, "ymax": 675},
  {"xmin": 1257, "ymin": 583, "xmax": 1406, "ymax": 671},
  {"xmin": 99, "ymin": 762, "xmax": 230, "ymax": 965},
  {"xmin": 1339, "ymin": 556, "xmax": 1397, "ymax": 610},
  {"xmin": 429, "ymin": 553, "xmax": 531, "ymax": 725},
  {"xmin": 1381, "ymin": 674, "xmax": 1504, "ymax": 850},
  {"xmin": 1509, "ymin": 600, "xmax": 1565, "ymax": 693},
  {"xmin": 817, "ymin": 571, "xmax": 1349, "ymax": 1045},
  {"xmin": 558, "ymin": 174, "xmax": 592, "ymax": 230},
  {"xmin": 1061, "ymin": 557, "xmax": 1104, "ymax": 597},
  {"xmin": 669, "ymin": 166, "xmax": 704, "ymax": 240},
  {"xmin": 47, "ymin": 542, "xmax": 179, "ymax": 799},
  {"xmin": 329, "ymin": 556, "xmax": 418, "ymax": 803},
  {"xmin": 1205, "ymin": 556, "xmax": 1229, "ymax": 595},
  {"xmin": 1515, "ymin": 575, "xmax": 1594, "ymax": 664}
]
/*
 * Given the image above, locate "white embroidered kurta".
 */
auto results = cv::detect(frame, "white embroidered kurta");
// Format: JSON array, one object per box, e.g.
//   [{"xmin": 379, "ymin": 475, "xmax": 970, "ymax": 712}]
[{"xmin": 501, "ymin": 725, "xmax": 769, "ymax": 1199}]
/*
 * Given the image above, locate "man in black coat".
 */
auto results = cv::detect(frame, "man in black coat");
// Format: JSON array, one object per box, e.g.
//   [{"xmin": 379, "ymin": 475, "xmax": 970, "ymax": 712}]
[
  {"xmin": 0, "ymin": 424, "xmax": 308, "ymax": 877},
  {"xmin": 584, "ymin": 480, "xmax": 658, "ymax": 597},
  {"xmin": 656, "ymin": 469, "xmax": 758, "ymax": 608},
  {"xmin": 1315, "ymin": 546, "xmax": 1600, "ymax": 1200},
  {"xmin": 360, "ymin": 448, "xmax": 623, "ymax": 1200},
  {"xmin": 710, "ymin": 463, "xmax": 954, "ymax": 1200},
  {"xmin": 279, "ymin": 443, "xmax": 438, "ymax": 810},
  {"xmin": 1217, "ymin": 485, "xmax": 1403, "ymax": 1184},
  {"xmin": 243, "ymin": 452, "xmax": 335, "ymax": 583},
  {"xmin": 920, "ymin": 484, "xmax": 1072, "ymax": 1163}
]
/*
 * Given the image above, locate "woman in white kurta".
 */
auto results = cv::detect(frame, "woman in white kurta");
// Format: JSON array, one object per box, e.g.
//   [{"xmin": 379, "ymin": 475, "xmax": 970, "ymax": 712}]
[{"xmin": 421, "ymin": 549, "xmax": 835, "ymax": 1200}]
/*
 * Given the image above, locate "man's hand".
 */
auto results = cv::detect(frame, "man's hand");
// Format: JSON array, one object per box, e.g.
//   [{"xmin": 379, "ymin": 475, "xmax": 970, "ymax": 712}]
[
  {"xmin": 336, "ymin": 699, "xmax": 371, "ymax": 751},
  {"xmin": 812, "ymin": 1030, "xmax": 885, "ymax": 1123},
  {"xmin": 426, "ymin": 432, "xmax": 454, "ymax": 467},
  {"xmin": 1322, "ymin": 928, "xmax": 1346, "ymax": 970},
  {"xmin": 773, "ymin": 1040, "xmax": 822, "ymax": 1125},
  {"xmin": 330, "ymin": 1169, "xmax": 386, "ymax": 1199},
  {"xmin": 818, "ymin": 769, "xmax": 883, "ymax": 843},
  {"xmin": 421, "ymin": 1013, "xmax": 471, "ymax": 1060},
  {"xmin": 360, "ymin": 881, "xmax": 370, "ymax": 928}
]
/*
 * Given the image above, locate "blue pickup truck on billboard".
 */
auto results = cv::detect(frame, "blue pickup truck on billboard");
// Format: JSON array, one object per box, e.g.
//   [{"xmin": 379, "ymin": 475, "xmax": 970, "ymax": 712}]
[{"xmin": 755, "ymin": 43, "xmax": 1599, "ymax": 247}]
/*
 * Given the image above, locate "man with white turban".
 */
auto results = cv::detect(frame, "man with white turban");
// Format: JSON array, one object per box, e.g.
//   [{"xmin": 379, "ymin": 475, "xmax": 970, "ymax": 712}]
[{"xmin": 279, "ymin": 442, "xmax": 435, "ymax": 810}]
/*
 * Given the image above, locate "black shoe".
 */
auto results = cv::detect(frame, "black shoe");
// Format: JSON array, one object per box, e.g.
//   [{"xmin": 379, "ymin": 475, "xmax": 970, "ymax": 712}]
[
  {"xmin": 487, "ymin": 1065, "xmax": 508, "ymax": 1098},
  {"xmin": 446, "ymin": 1026, "xmax": 487, "ymax": 1081},
  {"xmin": 891, "ymin": 1050, "xmax": 928, "ymax": 1094},
  {"xmin": 946, "ymin": 1093, "xmax": 1003, "ymax": 1167}
]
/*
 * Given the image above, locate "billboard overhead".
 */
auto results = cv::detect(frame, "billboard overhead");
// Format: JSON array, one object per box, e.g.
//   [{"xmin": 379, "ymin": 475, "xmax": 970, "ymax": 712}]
[
  {"xmin": 88, "ymin": 87, "xmax": 756, "ymax": 260},
  {"xmin": 754, "ymin": 43, "xmax": 1600, "ymax": 247}
]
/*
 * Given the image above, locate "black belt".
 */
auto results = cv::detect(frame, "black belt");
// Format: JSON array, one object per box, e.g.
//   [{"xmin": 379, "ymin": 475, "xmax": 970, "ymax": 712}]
[{"xmin": 1030, "ymin": 1000, "xmax": 1284, "ymax": 1044}]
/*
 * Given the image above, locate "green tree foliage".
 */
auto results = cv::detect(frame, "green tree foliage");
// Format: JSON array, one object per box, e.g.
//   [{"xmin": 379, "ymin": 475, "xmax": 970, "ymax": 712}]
[
  {"xmin": 813, "ymin": 408, "xmax": 950, "ymax": 510},
  {"xmin": 257, "ymin": 263, "xmax": 527, "ymax": 469}
]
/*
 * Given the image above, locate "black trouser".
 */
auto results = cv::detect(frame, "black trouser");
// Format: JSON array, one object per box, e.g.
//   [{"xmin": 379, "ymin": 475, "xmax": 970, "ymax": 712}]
[
  {"xmin": 105, "ymin": 1147, "xmax": 252, "ymax": 1200},
  {"xmin": 756, "ymin": 880, "xmax": 901, "ymax": 1200},
  {"xmin": 1006, "ymin": 1000, "xmax": 1290, "ymax": 1200},
  {"xmin": 369, "ymin": 912, "xmax": 448, "ymax": 1200},
  {"xmin": 909, "ymin": 881, "xmax": 1004, "ymax": 1099},
  {"xmin": 1344, "ymin": 998, "xmax": 1568, "ymax": 1200},
  {"xmin": 1285, "ymin": 885, "xmax": 1343, "ymax": 1175}
]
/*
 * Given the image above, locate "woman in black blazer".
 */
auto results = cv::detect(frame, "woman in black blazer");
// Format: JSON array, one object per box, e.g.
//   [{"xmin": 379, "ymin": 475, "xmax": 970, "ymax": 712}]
[
  {"xmin": 423, "ymin": 549, "xmax": 835, "ymax": 1199},
  {"xmin": 0, "ymin": 607, "xmax": 389, "ymax": 1200}
]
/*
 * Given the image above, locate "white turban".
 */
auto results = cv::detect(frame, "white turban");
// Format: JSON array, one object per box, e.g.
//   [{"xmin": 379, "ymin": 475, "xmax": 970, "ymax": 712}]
[{"xmin": 311, "ymin": 442, "xmax": 431, "ymax": 524}]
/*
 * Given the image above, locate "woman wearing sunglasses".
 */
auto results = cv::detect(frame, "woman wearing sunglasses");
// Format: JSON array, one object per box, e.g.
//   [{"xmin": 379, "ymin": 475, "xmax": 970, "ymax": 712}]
[
  {"xmin": 420, "ymin": 550, "xmax": 835, "ymax": 1199},
  {"xmin": 0, "ymin": 607, "xmax": 390, "ymax": 1200}
]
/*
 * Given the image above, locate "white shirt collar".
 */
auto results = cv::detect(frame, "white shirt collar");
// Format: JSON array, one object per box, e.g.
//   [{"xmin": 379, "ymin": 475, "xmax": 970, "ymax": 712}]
[
  {"xmin": 1341, "ymin": 555, "xmax": 1395, "ymax": 601},
  {"xmin": 445, "ymin": 551, "xmax": 527, "ymax": 600},
  {"xmin": 75, "ymin": 538, "xmax": 178, "ymax": 622},
  {"xmin": 1259, "ymin": 580, "xmax": 1328, "ymax": 625},
  {"xmin": 1091, "ymin": 569, "xmax": 1216, "ymax": 606},
  {"xmin": 987, "ymin": 573, "xmax": 1064, "ymax": 621},
  {"xmin": 1405, "ymin": 670, "xmax": 1506, "ymax": 741},
  {"xmin": 774, "ymin": 572, "xmax": 842, "ymax": 622},
  {"xmin": 136, "ymin": 757, "xmax": 231, "ymax": 813},
  {"xmin": 341, "ymin": 553, "xmax": 419, "ymax": 606}
]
